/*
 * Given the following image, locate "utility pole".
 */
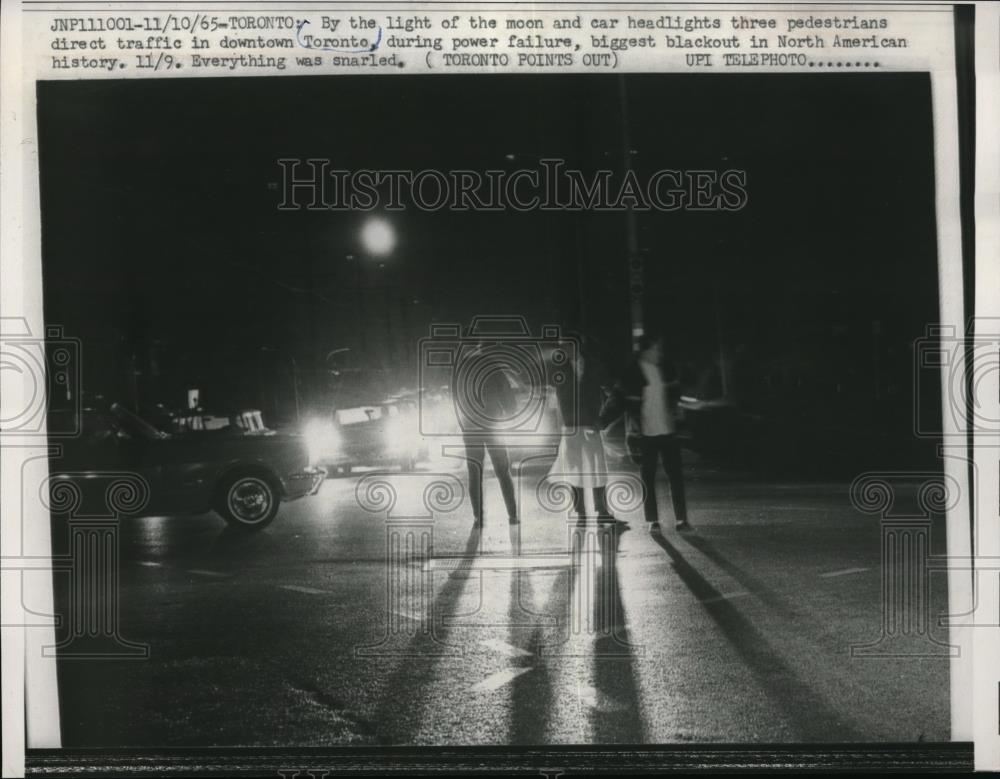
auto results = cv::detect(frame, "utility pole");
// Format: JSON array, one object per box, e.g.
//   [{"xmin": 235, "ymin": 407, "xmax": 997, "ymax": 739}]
[
  {"xmin": 347, "ymin": 254, "xmax": 368, "ymax": 354},
  {"xmin": 713, "ymin": 276, "xmax": 730, "ymax": 399},
  {"xmin": 618, "ymin": 75, "xmax": 643, "ymax": 354}
]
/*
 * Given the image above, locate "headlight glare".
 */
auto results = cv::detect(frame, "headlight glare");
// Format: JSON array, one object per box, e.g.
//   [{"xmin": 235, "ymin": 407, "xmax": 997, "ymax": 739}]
[{"xmin": 304, "ymin": 418, "xmax": 340, "ymax": 464}]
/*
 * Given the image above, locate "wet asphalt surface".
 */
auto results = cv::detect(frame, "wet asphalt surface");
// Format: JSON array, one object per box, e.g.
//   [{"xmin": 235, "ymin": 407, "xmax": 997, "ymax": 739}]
[{"xmin": 53, "ymin": 456, "xmax": 950, "ymax": 747}]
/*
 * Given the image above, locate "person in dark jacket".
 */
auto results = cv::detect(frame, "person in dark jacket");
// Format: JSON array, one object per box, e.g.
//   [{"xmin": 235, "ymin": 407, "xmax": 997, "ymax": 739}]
[
  {"xmin": 454, "ymin": 345, "xmax": 519, "ymax": 527},
  {"xmin": 550, "ymin": 338, "xmax": 616, "ymax": 522},
  {"xmin": 623, "ymin": 334, "xmax": 690, "ymax": 531}
]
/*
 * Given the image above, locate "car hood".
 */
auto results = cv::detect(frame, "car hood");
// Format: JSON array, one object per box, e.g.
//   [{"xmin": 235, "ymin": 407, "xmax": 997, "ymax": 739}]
[{"xmin": 163, "ymin": 429, "xmax": 309, "ymax": 459}]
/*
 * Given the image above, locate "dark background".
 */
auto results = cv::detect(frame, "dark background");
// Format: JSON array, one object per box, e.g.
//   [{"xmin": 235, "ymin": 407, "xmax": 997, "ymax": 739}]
[{"xmin": 36, "ymin": 72, "xmax": 942, "ymax": 473}]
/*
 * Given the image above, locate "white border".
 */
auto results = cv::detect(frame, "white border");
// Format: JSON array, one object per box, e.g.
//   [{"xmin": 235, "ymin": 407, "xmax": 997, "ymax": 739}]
[
  {"xmin": 972, "ymin": 1, "xmax": 1000, "ymax": 771},
  {"xmin": 0, "ymin": 0, "xmax": 994, "ymax": 774}
]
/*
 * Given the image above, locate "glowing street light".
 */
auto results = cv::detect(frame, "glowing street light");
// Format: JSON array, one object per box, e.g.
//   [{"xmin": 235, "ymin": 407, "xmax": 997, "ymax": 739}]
[{"xmin": 360, "ymin": 217, "xmax": 396, "ymax": 257}]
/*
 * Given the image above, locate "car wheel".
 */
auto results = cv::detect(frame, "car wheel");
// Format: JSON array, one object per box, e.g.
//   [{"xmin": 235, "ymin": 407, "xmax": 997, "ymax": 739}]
[{"xmin": 217, "ymin": 472, "xmax": 280, "ymax": 530}]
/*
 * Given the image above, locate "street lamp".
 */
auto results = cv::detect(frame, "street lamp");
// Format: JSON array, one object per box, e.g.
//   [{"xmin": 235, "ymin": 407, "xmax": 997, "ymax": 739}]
[
  {"xmin": 360, "ymin": 217, "xmax": 396, "ymax": 257},
  {"xmin": 353, "ymin": 218, "xmax": 397, "ymax": 359}
]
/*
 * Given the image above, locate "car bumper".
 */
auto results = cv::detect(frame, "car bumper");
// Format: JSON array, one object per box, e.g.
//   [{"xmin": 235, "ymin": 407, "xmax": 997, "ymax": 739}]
[
  {"xmin": 283, "ymin": 466, "xmax": 326, "ymax": 500},
  {"xmin": 316, "ymin": 443, "xmax": 422, "ymax": 468}
]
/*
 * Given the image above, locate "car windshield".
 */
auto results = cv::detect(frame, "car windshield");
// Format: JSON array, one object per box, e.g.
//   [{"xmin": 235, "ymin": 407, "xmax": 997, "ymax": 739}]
[{"xmin": 110, "ymin": 403, "xmax": 169, "ymax": 440}]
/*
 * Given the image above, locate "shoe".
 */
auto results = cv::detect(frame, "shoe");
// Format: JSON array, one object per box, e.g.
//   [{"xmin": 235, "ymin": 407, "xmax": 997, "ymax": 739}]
[{"xmin": 675, "ymin": 520, "xmax": 692, "ymax": 531}]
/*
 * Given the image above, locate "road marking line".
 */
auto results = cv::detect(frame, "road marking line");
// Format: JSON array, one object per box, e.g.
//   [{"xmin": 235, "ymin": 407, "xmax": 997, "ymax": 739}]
[
  {"xmin": 575, "ymin": 682, "xmax": 627, "ymax": 711},
  {"xmin": 701, "ymin": 590, "xmax": 750, "ymax": 605},
  {"xmin": 187, "ymin": 569, "xmax": 231, "ymax": 578},
  {"xmin": 470, "ymin": 667, "xmax": 532, "ymax": 692},
  {"xmin": 279, "ymin": 585, "xmax": 328, "ymax": 595},
  {"xmin": 137, "ymin": 561, "xmax": 162, "ymax": 568},
  {"xmin": 390, "ymin": 610, "xmax": 424, "ymax": 623},
  {"xmin": 479, "ymin": 638, "xmax": 532, "ymax": 658},
  {"xmin": 428, "ymin": 555, "xmax": 568, "ymax": 572},
  {"xmin": 576, "ymin": 681, "xmax": 599, "ymax": 708},
  {"xmin": 425, "ymin": 554, "xmax": 582, "ymax": 573},
  {"xmin": 819, "ymin": 567, "xmax": 870, "ymax": 578}
]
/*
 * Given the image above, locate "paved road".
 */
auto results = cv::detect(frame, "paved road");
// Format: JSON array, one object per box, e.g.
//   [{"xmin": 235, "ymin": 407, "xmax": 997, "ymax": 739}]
[{"xmin": 54, "ymin": 457, "xmax": 951, "ymax": 747}]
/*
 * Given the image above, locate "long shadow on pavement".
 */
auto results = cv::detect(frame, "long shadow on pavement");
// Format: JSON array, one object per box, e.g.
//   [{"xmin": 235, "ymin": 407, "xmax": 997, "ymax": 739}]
[
  {"xmin": 507, "ymin": 521, "xmax": 645, "ymax": 744},
  {"xmin": 650, "ymin": 532, "xmax": 865, "ymax": 741},
  {"xmin": 678, "ymin": 531, "xmax": 801, "ymax": 620},
  {"xmin": 588, "ymin": 522, "xmax": 646, "ymax": 743},
  {"xmin": 364, "ymin": 524, "xmax": 487, "ymax": 743},
  {"xmin": 508, "ymin": 562, "xmax": 558, "ymax": 745}
]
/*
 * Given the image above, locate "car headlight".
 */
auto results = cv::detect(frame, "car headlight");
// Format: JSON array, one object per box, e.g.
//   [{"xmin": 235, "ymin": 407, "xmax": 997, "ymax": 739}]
[
  {"xmin": 304, "ymin": 418, "xmax": 340, "ymax": 464},
  {"xmin": 385, "ymin": 415, "xmax": 421, "ymax": 453},
  {"xmin": 428, "ymin": 403, "xmax": 458, "ymax": 434}
]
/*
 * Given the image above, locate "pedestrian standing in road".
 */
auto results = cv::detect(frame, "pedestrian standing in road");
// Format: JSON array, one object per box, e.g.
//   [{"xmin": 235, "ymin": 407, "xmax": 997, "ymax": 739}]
[
  {"xmin": 623, "ymin": 334, "xmax": 691, "ymax": 531},
  {"xmin": 455, "ymin": 344, "xmax": 519, "ymax": 527},
  {"xmin": 549, "ymin": 337, "xmax": 617, "ymax": 524}
]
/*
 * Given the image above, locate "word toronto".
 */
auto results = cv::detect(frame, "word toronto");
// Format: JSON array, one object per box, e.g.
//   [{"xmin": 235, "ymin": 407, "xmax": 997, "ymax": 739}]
[{"xmin": 276, "ymin": 160, "xmax": 748, "ymax": 212}]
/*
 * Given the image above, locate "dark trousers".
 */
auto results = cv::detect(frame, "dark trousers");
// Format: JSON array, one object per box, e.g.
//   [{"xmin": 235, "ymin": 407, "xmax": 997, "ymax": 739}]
[
  {"xmin": 639, "ymin": 434, "xmax": 687, "ymax": 524},
  {"xmin": 571, "ymin": 486, "xmax": 612, "ymax": 518},
  {"xmin": 464, "ymin": 435, "xmax": 518, "ymax": 520}
]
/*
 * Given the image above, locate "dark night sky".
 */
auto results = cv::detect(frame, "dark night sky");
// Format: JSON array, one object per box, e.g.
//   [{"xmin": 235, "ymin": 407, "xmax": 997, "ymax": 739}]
[{"xmin": 36, "ymin": 73, "xmax": 939, "ymax": 415}]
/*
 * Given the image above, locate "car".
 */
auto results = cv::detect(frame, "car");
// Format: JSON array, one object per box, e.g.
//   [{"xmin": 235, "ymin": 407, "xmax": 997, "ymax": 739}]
[
  {"xmin": 47, "ymin": 403, "xmax": 325, "ymax": 530},
  {"xmin": 302, "ymin": 397, "xmax": 428, "ymax": 475}
]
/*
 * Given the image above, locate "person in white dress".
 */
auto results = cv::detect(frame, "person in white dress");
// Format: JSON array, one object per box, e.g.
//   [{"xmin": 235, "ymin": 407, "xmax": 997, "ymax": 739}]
[{"xmin": 548, "ymin": 341, "xmax": 616, "ymax": 522}]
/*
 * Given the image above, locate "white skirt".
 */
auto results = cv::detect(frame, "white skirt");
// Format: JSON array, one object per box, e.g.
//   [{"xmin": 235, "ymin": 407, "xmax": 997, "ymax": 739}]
[{"xmin": 548, "ymin": 427, "xmax": 610, "ymax": 488}]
